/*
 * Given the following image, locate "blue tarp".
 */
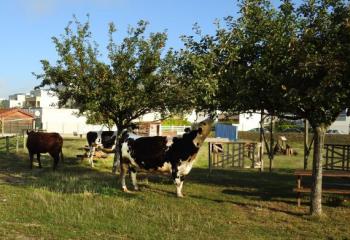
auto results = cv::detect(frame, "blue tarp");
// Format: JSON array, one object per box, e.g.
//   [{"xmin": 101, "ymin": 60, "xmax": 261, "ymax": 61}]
[{"xmin": 215, "ymin": 123, "xmax": 238, "ymax": 141}]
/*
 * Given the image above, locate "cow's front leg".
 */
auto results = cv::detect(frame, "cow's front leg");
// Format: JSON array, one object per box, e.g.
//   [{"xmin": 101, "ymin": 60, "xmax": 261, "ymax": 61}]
[
  {"xmin": 130, "ymin": 167, "xmax": 139, "ymax": 191},
  {"xmin": 172, "ymin": 166, "xmax": 184, "ymax": 197},
  {"xmin": 175, "ymin": 177, "xmax": 184, "ymax": 198},
  {"xmin": 88, "ymin": 146, "xmax": 95, "ymax": 167},
  {"xmin": 120, "ymin": 162, "xmax": 130, "ymax": 192}
]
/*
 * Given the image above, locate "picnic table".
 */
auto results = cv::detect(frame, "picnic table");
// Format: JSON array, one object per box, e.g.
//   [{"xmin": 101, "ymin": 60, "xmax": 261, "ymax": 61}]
[{"xmin": 294, "ymin": 169, "xmax": 350, "ymax": 207}]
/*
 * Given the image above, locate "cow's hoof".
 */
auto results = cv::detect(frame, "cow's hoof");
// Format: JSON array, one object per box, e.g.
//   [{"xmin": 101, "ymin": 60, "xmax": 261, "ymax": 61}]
[
  {"xmin": 122, "ymin": 187, "xmax": 131, "ymax": 193},
  {"xmin": 177, "ymin": 194, "xmax": 184, "ymax": 198}
]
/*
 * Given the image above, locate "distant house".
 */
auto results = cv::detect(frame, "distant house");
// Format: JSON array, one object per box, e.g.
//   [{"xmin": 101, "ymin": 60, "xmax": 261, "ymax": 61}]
[
  {"xmin": 8, "ymin": 89, "xmax": 58, "ymax": 109},
  {"xmin": 25, "ymin": 108, "xmax": 118, "ymax": 135},
  {"xmin": 0, "ymin": 108, "xmax": 34, "ymax": 134},
  {"xmin": 8, "ymin": 93, "xmax": 28, "ymax": 108}
]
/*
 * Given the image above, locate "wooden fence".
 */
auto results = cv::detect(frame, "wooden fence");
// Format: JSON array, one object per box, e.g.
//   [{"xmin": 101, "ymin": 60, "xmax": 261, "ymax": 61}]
[
  {"xmin": 207, "ymin": 138, "xmax": 262, "ymax": 173},
  {"xmin": 324, "ymin": 143, "xmax": 350, "ymax": 171},
  {"xmin": 0, "ymin": 134, "xmax": 25, "ymax": 153}
]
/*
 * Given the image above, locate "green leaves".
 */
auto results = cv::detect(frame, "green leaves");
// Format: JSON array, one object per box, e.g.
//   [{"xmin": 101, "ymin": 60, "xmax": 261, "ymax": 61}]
[
  {"xmin": 35, "ymin": 17, "xmax": 183, "ymax": 130},
  {"xmin": 196, "ymin": 0, "xmax": 350, "ymax": 127}
]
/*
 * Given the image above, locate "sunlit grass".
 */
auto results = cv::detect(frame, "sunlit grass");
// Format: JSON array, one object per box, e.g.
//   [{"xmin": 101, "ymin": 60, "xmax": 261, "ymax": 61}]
[{"xmin": 0, "ymin": 135, "xmax": 349, "ymax": 239}]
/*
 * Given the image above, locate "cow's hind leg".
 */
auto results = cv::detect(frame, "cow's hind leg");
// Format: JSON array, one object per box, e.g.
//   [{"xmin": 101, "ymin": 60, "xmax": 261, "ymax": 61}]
[
  {"xmin": 120, "ymin": 162, "xmax": 130, "ymax": 192},
  {"xmin": 88, "ymin": 146, "xmax": 95, "ymax": 168},
  {"xmin": 29, "ymin": 152, "xmax": 34, "ymax": 169},
  {"xmin": 130, "ymin": 167, "xmax": 139, "ymax": 191},
  {"xmin": 37, "ymin": 153, "xmax": 42, "ymax": 168},
  {"xmin": 50, "ymin": 152, "xmax": 59, "ymax": 170}
]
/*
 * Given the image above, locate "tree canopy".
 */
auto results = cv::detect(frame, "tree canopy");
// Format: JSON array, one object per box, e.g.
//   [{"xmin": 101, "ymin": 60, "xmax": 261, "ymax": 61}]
[
  {"xmin": 35, "ymin": 17, "xmax": 188, "ymax": 131},
  {"xmin": 179, "ymin": 0, "xmax": 350, "ymax": 216}
]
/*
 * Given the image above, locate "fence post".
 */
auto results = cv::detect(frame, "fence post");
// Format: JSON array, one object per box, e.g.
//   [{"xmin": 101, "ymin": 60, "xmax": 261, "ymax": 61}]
[
  {"xmin": 23, "ymin": 134, "xmax": 26, "ymax": 149},
  {"xmin": 16, "ymin": 134, "xmax": 19, "ymax": 152},
  {"xmin": 6, "ymin": 136, "xmax": 9, "ymax": 153},
  {"xmin": 208, "ymin": 142, "xmax": 212, "ymax": 175}
]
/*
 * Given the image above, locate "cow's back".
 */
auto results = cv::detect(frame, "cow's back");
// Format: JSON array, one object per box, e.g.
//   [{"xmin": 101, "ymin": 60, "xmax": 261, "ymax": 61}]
[
  {"xmin": 26, "ymin": 132, "xmax": 63, "ymax": 154},
  {"xmin": 123, "ymin": 136, "xmax": 168, "ymax": 169}
]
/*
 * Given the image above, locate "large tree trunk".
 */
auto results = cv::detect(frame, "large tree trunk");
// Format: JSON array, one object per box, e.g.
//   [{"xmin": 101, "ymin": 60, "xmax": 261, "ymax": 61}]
[{"xmin": 310, "ymin": 125, "xmax": 326, "ymax": 216}]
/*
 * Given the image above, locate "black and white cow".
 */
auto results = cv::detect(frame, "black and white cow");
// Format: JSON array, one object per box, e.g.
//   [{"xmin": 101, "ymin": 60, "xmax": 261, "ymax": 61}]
[
  {"xmin": 119, "ymin": 118, "xmax": 213, "ymax": 197},
  {"xmin": 86, "ymin": 131, "xmax": 118, "ymax": 167}
]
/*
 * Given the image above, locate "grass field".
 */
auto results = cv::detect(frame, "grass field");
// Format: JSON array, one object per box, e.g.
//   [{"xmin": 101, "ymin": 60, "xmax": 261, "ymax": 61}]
[{"xmin": 0, "ymin": 136, "xmax": 349, "ymax": 239}]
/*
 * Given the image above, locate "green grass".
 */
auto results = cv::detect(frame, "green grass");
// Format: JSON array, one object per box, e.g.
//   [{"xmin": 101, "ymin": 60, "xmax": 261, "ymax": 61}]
[{"xmin": 0, "ymin": 137, "xmax": 349, "ymax": 239}]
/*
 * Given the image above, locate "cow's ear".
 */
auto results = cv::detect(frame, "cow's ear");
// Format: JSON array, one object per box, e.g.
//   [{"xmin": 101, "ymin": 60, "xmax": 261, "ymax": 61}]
[
  {"xmin": 198, "ymin": 127, "xmax": 202, "ymax": 134},
  {"xmin": 184, "ymin": 127, "xmax": 191, "ymax": 133}
]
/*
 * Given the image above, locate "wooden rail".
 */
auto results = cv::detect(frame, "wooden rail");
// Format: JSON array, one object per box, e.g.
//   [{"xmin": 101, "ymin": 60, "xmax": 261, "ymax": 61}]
[
  {"xmin": 0, "ymin": 134, "xmax": 22, "ymax": 153},
  {"xmin": 207, "ymin": 138, "xmax": 262, "ymax": 174},
  {"xmin": 324, "ymin": 144, "xmax": 350, "ymax": 171}
]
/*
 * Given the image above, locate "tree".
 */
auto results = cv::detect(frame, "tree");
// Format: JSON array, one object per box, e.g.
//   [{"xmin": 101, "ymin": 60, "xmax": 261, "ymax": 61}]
[
  {"xmin": 35, "ymin": 17, "xmax": 185, "ymax": 173},
  {"xmin": 181, "ymin": 0, "xmax": 350, "ymax": 216}
]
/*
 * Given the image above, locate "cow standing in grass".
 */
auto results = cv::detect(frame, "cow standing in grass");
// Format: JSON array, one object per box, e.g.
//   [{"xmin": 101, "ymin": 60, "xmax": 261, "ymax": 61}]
[
  {"xmin": 86, "ymin": 131, "xmax": 118, "ymax": 167},
  {"xmin": 119, "ymin": 118, "xmax": 213, "ymax": 197},
  {"xmin": 26, "ymin": 131, "xmax": 63, "ymax": 170}
]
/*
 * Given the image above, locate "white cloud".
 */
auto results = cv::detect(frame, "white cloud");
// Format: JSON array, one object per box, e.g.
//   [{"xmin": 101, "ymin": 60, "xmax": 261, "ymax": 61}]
[
  {"xmin": 19, "ymin": 0, "xmax": 126, "ymax": 18},
  {"xmin": 19, "ymin": 0, "xmax": 57, "ymax": 17}
]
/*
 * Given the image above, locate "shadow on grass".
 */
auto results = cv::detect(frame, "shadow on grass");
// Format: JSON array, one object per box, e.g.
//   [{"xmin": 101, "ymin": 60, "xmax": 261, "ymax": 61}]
[
  {"xmin": 189, "ymin": 168, "xmax": 295, "ymax": 195},
  {"xmin": 2, "ymin": 150, "xmax": 346, "ymax": 212},
  {"xmin": 0, "ymin": 151, "xmax": 139, "ymax": 199}
]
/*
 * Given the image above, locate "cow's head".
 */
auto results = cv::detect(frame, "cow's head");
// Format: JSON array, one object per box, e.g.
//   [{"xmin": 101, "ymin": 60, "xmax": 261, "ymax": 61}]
[{"xmin": 185, "ymin": 118, "xmax": 213, "ymax": 148}]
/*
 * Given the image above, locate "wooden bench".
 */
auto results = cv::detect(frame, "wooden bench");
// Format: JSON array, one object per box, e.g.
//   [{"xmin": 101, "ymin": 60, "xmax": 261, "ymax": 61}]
[{"xmin": 294, "ymin": 169, "xmax": 350, "ymax": 207}]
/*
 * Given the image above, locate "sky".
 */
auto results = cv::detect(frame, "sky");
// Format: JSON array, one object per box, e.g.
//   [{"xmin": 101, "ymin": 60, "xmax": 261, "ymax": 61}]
[
  {"xmin": 0, "ymin": 0, "xmax": 239, "ymax": 98},
  {"xmin": 0, "ymin": 0, "xmax": 297, "ymax": 99}
]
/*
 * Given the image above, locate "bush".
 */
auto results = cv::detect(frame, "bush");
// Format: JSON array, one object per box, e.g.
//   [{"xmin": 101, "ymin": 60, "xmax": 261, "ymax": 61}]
[{"xmin": 161, "ymin": 118, "xmax": 191, "ymax": 126}]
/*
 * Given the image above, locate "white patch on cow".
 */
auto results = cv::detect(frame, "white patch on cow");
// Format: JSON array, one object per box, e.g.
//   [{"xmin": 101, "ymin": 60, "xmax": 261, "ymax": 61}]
[
  {"xmin": 176, "ymin": 180, "xmax": 184, "ymax": 197},
  {"xmin": 121, "ymin": 142, "xmax": 139, "ymax": 168},
  {"xmin": 96, "ymin": 131, "xmax": 102, "ymax": 145},
  {"xmin": 156, "ymin": 162, "xmax": 172, "ymax": 173},
  {"xmin": 131, "ymin": 171, "xmax": 139, "ymax": 190},
  {"xmin": 94, "ymin": 131, "xmax": 118, "ymax": 149},
  {"xmin": 192, "ymin": 133, "xmax": 203, "ymax": 148},
  {"xmin": 178, "ymin": 160, "xmax": 194, "ymax": 176},
  {"xmin": 126, "ymin": 133, "xmax": 141, "ymax": 140}
]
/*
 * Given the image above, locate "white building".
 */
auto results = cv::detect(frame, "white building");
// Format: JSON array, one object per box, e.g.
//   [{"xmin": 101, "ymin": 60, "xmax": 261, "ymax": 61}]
[
  {"xmin": 26, "ymin": 89, "xmax": 59, "ymax": 108},
  {"xmin": 329, "ymin": 110, "xmax": 350, "ymax": 134},
  {"xmin": 8, "ymin": 93, "xmax": 28, "ymax": 108},
  {"xmin": 236, "ymin": 112, "xmax": 262, "ymax": 131},
  {"xmin": 28, "ymin": 108, "xmax": 117, "ymax": 135},
  {"xmin": 7, "ymin": 89, "xmax": 59, "ymax": 109}
]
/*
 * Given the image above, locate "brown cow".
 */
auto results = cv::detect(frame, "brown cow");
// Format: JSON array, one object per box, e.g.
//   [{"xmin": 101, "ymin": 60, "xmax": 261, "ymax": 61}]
[{"xmin": 26, "ymin": 131, "xmax": 64, "ymax": 170}]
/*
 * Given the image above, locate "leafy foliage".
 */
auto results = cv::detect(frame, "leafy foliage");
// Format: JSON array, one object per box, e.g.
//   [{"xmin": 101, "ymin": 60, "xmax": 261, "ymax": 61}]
[
  {"xmin": 181, "ymin": 0, "xmax": 350, "ymax": 216},
  {"xmin": 35, "ymin": 16, "xmax": 185, "ymax": 130}
]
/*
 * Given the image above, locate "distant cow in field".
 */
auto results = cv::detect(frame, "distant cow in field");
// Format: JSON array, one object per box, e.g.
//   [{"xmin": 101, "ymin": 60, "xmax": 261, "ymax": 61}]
[
  {"xmin": 119, "ymin": 118, "xmax": 213, "ymax": 197},
  {"xmin": 86, "ymin": 131, "xmax": 118, "ymax": 167},
  {"xmin": 26, "ymin": 131, "xmax": 63, "ymax": 170}
]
